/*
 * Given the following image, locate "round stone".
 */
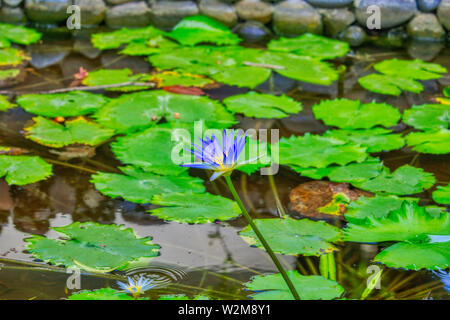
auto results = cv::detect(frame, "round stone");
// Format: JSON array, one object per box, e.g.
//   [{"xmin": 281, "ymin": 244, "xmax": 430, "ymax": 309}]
[
  {"xmin": 199, "ymin": 0, "xmax": 238, "ymax": 27},
  {"xmin": 235, "ymin": 0, "xmax": 273, "ymax": 24},
  {"xmin": 273, "ymin": 0, "xmax": 323, "ymax": 36},
  {"xmin": 354, "ymin": 0, "xmax": 418, "ymax": 29}
]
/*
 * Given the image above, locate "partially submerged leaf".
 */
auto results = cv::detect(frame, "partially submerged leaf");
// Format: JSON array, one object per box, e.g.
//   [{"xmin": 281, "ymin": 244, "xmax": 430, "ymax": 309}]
[
  {"xmin": 358, "ymin": 74, "xmax": 423, "ymax": 96},
  {"xmin": 25, "ymin": 222, "xmax": 160, "ymax": 270},
  {"xmin": 312, "ymin": 99, "xmax": 401, "ymax": 129},
  {"xmin": 239, "ymin": 217, "xmax": 341, "ymax": 256},
  {"xmin": 0, "ymin": 95, "xmax": 15, "ymax": 111},
  {"xmin": 223, "ymin": 91, "xmax": 302, "ymax": 119},
  {"xmin": 0, "ymin": 23, "xmax": 41, "ymax": 46},
  {"xmin": 91, "ymin": 26, "xmax": 167, "ymax": 50},
  {"xmin": 17, "ymin": 91, "xmax": 109, "ymax": 117},
  {"xmin": 433, "ymin": 184, "xmax": 450, "ymax": 205},
  {"xmin": 374, "ymin": 59, "xmax": 447, "ymax": 80},
  {"xmin": 0, "ymin": 47, "xmax": 29, "ymax": 66},
  {"xmin": 150, "ymin": 70, "xmax": 214, "ymax": 88},
  {"xmin": 148, "ymin": 192, "xmax": 241, "ymax": 224},
  {"xmin": 0, "ymin": 155, "xmax": 52, "ymax": 185},
  {"xmin": 81, "ymin": 68, "xmax": 152, "ymax": 92},
  {"xmin": 405, "ymin": 129, "xmax": 450, "ymax": 154},
  {"xmin": 68, "ymin": 288, "xmax": 136, "ymax": 300},
  {"xmin": 244, "ymin": 271, "xmax": 344, "ymax": 300},
  {"xmin": 403, "ymin": 104, "xmax": 450, "ymax": 130}
]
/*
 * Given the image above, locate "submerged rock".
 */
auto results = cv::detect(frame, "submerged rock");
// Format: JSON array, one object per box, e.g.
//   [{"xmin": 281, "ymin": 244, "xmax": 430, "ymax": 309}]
[
  {"xmin": 0, "ymin": 6, "xmax": 27, "ymax": 24},
  {"xmin": 198, "ymin": 0, "xmax": 237, "ymax": 27},
  {"xmin": 417, "ymin": 0, "xmax": 441, "ymax": 12},
  {"xmin": 306, "ymin": 0, "xmax": 353, "ymax": 7},
  {"xmin": 150, "ymin": 1, "xmax": 199, "ymax": 29},
  {"xmin": 354, "ymin": 0, "xmax": 417, "ymax": 29},
  {"xmin": 25, "ymin": 0, "xmax": 71, "ymax": 24},
  {"xmin": 340, "ymin": 25, "xmax": 367, "ymax": 46},
  {"xmin": 407, "ymin": 13, "xmax": 445, "ymax": 41},
  {"xmin": 234, "ymin": 21, "xmax": 273, "ymax": 42},
  {"xmin": 105, "ymin": 1, "xmax": 151, "ymax": 28},
  {"xmin": 29, "ymin": 42, "xmax": 72, "ymax": 69},
  {"xmin": 319, "ymin": 8, "xmax": 355, "ymax": 36},
  {"xmin": 437, "ymin": 0, "xmax": 450, "ymax": 30},
  {"xmin": 273, "ymin": 0, "xmax": 323, "ymax": 36},
  {"xmin": 235, "ymin": 0, "xmax": 273, "ymax": 24},
  {"xmin": 407, "ymin": 40, "xmax": 443, "ymax": 60},
  {"xmin": 78, "ymin": 0, "xmax": 106, "ymax": 26}
]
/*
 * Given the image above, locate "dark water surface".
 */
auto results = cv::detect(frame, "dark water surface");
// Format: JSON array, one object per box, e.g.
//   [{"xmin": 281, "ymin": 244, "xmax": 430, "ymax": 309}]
[{"xmin": 0, "ymin": 30, "xmax": 449, "ymax": 300}]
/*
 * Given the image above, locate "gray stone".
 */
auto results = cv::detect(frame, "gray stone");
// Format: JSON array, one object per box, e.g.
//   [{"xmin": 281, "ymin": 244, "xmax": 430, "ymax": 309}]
[
  {"xmin": 407, "ymin": 13, "xmax": 445, "ymax": 40},
  {"xmin": 29, "ymin": 42, "xmax": 71, "ymax": 69},
  {"xmin": 73, "ymin": 31, "xmax": 102, "ymax": 59},
  {"xmin": 354, "ymin": 0, "xmax": 417, "ymax": 29},
  {"xmin": 150, "ymin": 1, "xmax": 199, "ymax": 29},
  {"xmin": 3, "ymin": 0, "xmax": 24, "ymax": 7},
  {"xmin": 306, "ymin": 0, "xmax": 353, "ymax": 7},
  {"xmin": 105, "ymin": 1, "xmax": 151, "ymax": 28},
  {"xmin": 25, "ymin": 0, "xmax": 71, "ymax": 23},
  {"xmin": 0, "ymin": 6, "xmax": 27, "ymax": 23},
  {"xmin": 199, "ymin": 0, "xmax": 237, "ymax": 27},
  {"xmin": 233, "ymin": 21, "xmax": 273, "ymax": 42},
  {"xmin": 371, "ymin": 26, "xmax": 408, "ymax": 47},
  {"xmin": 319, "ymin": 8, "xmax": 355, "ymax": 35},
  {"xmin": 417, "ymin": 0, "xmax": 441, "ymax": 12},
  {"xmin": 437, "ymin": 0, "xmax": 450, "ymax": 30},
  {"xmin": 235, "ymin": 0, "xmax": 273, "ymax": 24},
  {"xmin": 77, "ymin": 0, "xmax": 106, "ymax": 26},
  {"xmin": 407, "ymin": 40, "xmax": 443, "ymax": 60},
  {"xmin": 273, "ymin": 0, "xmax": 323, "ymax": 36},
  {"xmin": 340, "ymin": 25, "xmax": 366, "ymax": 46}
]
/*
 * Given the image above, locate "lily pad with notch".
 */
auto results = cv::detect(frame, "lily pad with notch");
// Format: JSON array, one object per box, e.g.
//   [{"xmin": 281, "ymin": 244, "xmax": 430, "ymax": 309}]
[
  {"xmin": 405, "ymin": 128, "xmax": 450, "ymax": 154},
  {"xmin": 403, "ymin": 104, "xmax": 450, "ymax": 130}
]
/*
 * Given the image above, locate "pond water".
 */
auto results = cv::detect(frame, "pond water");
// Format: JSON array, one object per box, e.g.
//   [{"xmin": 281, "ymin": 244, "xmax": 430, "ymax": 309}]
[{"xmin": 0, "ymin": 28, "xmax": 449, "ymax": 300}]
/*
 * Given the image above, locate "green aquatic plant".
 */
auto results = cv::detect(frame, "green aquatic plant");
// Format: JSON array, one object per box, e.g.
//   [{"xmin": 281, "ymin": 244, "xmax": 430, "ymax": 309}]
[
  {"xmin": 244, "ymin": 271, "xmax": 344, "ymax": 300},
  {"xmin": 17, "ymin": 91, "xmax": 109, "ymax": 118},
  {"xmin": 120, "ymin": 36, "xmax": 180, "ymax": 56},
  {"xmin": 81, "ymin": 69, "xmax": 153, "ymax": 92},
  {"xmin": 0, "ymin": 95, "xmax": 15, "ymax": 111},
  {"xmin": 68, "ymin": 288, "xmax": 139, "ymax": 300},
  {"xmin": 0, "ymin": 69, "xmax": 20, "ymax": 83},
  {"xmin": 158, "ymin": 294, "xmax": 211, "ymax": 300},
  {"xmin": 222, "ymin": 91, "xmax": 303, "ymax": 119},
  {"xmin": 344, "ymin": 202, "xmax": 450, "ymax": 270},
  {"xmin": 433, "ymin": 184, "xmax": 450, "ymax": 205},
  {"xmin": 0, "ymin": 47, "xmax": 29, "ymax": 66},
  {"xmin": 0, "ymin": 154, "xmax": 52, "ymax": 185},
  {"xmin": 91, "ymin": 26, "xmax": 167, "ymax": 50},
  {"xmin": 403, "ymin": 104, "xmax": 450, "ymax": 130},
  {"xmin": 268, "ymin": 33, "xmax": 349, "ymax": 60},
  {"xmin": 149, "ymin": 70, "xmax": 214, "ymax": 87},
  {"xmin": 312, "ymin": 99, "xmax": 401, "ymax": 129},
  {"xmin": 24, "ymin": 116, "xmax": 115, "ymax": 148},
  {"xmin": 405, "ymin": 128, "xmax": 450, "ymax": 154},
  {"xmin": 25, "ymin": 222, "xmax": 160, "ymax": 271},
  {"xmin": 0, "ymin": 23, "xmax": 41, "ymax": 48}
]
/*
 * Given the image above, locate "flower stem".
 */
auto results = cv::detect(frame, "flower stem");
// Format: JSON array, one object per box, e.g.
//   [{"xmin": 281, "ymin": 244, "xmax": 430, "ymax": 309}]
[
  {"xmin": 224, "ymin": 175, "xmax": 301, "ymax": 300},
  {"xmin": 267, "ymin": 173, "xmax": 286, "ymax": 218}
]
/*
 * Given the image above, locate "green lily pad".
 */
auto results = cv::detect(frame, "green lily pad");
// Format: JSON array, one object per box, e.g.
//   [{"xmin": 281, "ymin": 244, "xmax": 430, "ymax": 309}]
[
  {"xmin": 25, "ymin": 116, "xmax": 115, "ymax": 148},
  {"xmin": 344, "ymin": 202, "xmax": 450, "ymax": 270},
  {"xmin": 149, "ymin": 71, "xmax": 214, "ymax": 88},
  {"xmin": 239, "ymin": 217, "xmax": 341, "ymax": 256},
  {"xmin": 312, "ymin": 99, "xmax": 401, "ymax": 129},
  {"xmin": 358, "ymin": 74, "xmax": 423, "ymax": 96},
  {"xmin": 111, "ymin": 126, "xmax": 189, "ymax": 176},
  {"xmin": 323, "ymin": 128, "xmax": 405, "ymax": 152},
  {"xmin": 91, "ymin": 26, "xmax": 167, "ymax": 50},
  {"xmin": 0, "ymin": 47, "xmax": 29, "ymax": 66},
  {"xmin": 91, "ymin": 166, "xmax": 205, "ymax": 204},
  {"xmin": 0, "ymin": 68, "xmax": 20, "ymax": 81},
  {"xmin": 278, "ymin": 133, "xmax": 368, "ymax": 168},
  {"xmin": 222, "ymin": 91, "xmax": 302, "ymax": 119},
  {"xmin": 0, "ymin": 154, "xmax": 52, "ymax": 185},
  {"xmin": 403, "ymin": 104, "xmax": 450, "ymax": 130},
  {"xmin": 158, "ymin": 294, "xmax": 210, "ymax": 300},
  {"xmin": 268, "ymin": 33, "xmax": 349, "ymax": 60},
  {"xmin": 167, "ymin": 15, "xmax": 241, "ymax": 46},
  {"xmin": 25, "ymin": 222, "xmax": 160, "ymax": 271},
  {"xmin": 352, "ymin": 165, "xmax": 435, "ymax": 195},
  {"xmin": 0, "ymin": 23, "xmax": 41, "ymax": 46},
  {"xmin": 374, "ymin": 59, "xmax": 447, "ymax": 80},
  {"xmin": 120, "ymin": 36, "xmax": 180, "ymax": 56},
  {"xmin": 244, "ymin": 271, "xmax": 344, "ymax": 300},
  {"xmin": 0, "ymin": 95, "xmax": 15, "ymax": 111},
  {"xmin": 17, "ymin": 91, "xmax": 109, "ymax": 118},
  {"xmin": 345, "ymin": 195, "xmax": 446, "ymax": 223},
  {"xmin": 94, "ymin": 90, "xmax": 236, "ymax": 133},
  {"xmin": 81, "ymin": 69, "xmax": 152, "ymax": 92},
  {"xmin": 68, "ymin": 288, "xmax": 136, "ymax": 300},
  {"xmin": 433, "ymin": 184, "xmax": 450, "ymax": 205},
  {"xmin": 148, "ymin": 192, "xmax": 241, "ymax": 224},
  {"xmin": 405, "ymin": 129, "xmax": 450, "ymax": 154},
  {"xmin": 210, "ymin": 65, "xmax": 272, "ymax": 88}
]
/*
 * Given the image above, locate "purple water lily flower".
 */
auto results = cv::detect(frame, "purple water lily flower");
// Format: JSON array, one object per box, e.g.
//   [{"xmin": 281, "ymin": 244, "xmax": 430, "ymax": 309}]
[
  {"xmin": 181, "ymin": 129, "xmax": 260, "ymax": 181},
  {"xmin": 433, "ymin": 269, "xmax": 450, "ymax": 293},
  {"xmin": 117, "ymin": 276, "xmax": 156, "ymax": 296}
]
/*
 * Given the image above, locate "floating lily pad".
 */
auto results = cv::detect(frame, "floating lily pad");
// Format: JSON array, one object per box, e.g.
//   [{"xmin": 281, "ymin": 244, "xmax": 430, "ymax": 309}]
[
  {"xmin": 352, "ymin": 165, "xmax": 435, "ymax": 195},
  {"xmin": 0, "ymin": 68, "xmax": 20, "ymax": 82},
  {"xmin": 239, "ymin": 217, "xmax": 341, "ymax": 256},
  {"xmin": 25, "ymin": 222, "xmax": 160, "ymax": 271},
  {"xmin": 0, "ymin": 23, "xmax": 41, "ymax": 47},
  {"xmin": 82, "ymin": 69, "xmax": 152, "ymax": 92},
  {"xmin": 312, "ymin": 99, "xmax": 401, "ymax": 129},
  {"xmin": 148, "ymin": 192, "xmax": 241, "ymax": 224},
  {"xmin": 358, "ymin": 74, "xmax": 423, "ymax": 96},
  {"xmin": 91, "ymin": 166, "xmax": 205, "ymax": 204},
  {"xmin": 244, "ymin": 271, "xmax": 344, "ymax": 300},
  {"xmin": 25, "ymin": 116, "xmax": 115, "ymax": 148},
  {"xmin": 405, "ymin": 129, "xmax": 450, "ymax": 154},
  {"xmin": 374, "ymin": 59, "xmax": 447, "ymax": 80},
  {"xmin": 17, "ymin": 91, "xmax": 109, "ymax": 117},
  {"xmin": 0, "ymin": 154, "xmax": 52, "ymax": 185},
  {"xmin": 91, "ymin": 26, "xmax": 167, "ymax": 50},
  {"xmin": 344, "ymin": 202, "xmax": 450, "ymax": 270},
  {"xmin": 268, "ymin": 33, "xmax": 349, "ymax": 60},
  {"xmin": 222, "ymin": 91, "xmax": 302, "ymax": 119},
  {"xmin": 167, "ymin": 15, "xmax": 241, "ymax": 46},
  {"xmin": 120, "ymin": 36, "xmax": 180, "ymax": 56},
  {"xmin": 278, "ymin": 133, "xmax": 367, "ymax": 168},
  {"xmin": 433, "ymin": 184, "xmax": 450, "ymax": 205},
  {"xmin": 94, "ymin": 90, "xmax": 235, "ymax": 133},
  {"xmin": 403, "ymin": 104, "xmax": 450, "ymax": 130},
  {"xmin": 0, "ymin": 47, "xmax": 29, "ymax": 66},
  {"xmin": 111, "ymin": 126, "xmax": 189, "ymax": 176},
  {"xmin": 323, "ymin": 128, "xmax": 405, "ymax": 152},
  {"xmin": 158, "ymin": 294, "xmax": 210, "ymax": 300},
  {"xmin": 68, "ymin": 288, "xmax": 136, "ymax": 300},
  {"xmin": 150, "ymin": 71, "xmax": 214, "ymax": 88},
  {"xmin": 0, "ymin": 95, "xmax": 15, "ymax": 111}
]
